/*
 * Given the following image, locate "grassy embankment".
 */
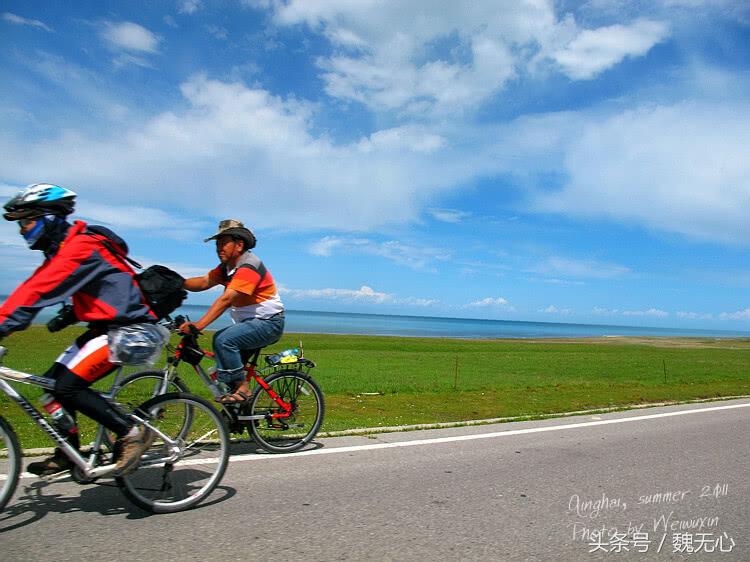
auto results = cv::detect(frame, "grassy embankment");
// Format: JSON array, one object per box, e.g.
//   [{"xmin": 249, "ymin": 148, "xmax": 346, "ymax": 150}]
[{"xmin": 1, "ymin": 326, "xmax": 749, "ymax": 449}]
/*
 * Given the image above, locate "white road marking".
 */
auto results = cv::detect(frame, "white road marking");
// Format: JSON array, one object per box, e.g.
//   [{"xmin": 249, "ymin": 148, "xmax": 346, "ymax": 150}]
[
  {"xmin": 7, "ymin": 402, "xmax": 749, "ymax": 479},
  {"xmin": 229, "ymin": 401, "xmax": 750, "ymax": 463}
]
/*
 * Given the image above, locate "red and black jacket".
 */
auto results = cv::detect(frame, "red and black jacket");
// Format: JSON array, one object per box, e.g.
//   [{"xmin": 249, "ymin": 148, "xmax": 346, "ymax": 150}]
[{"xmin": 0, "ymin": 220, "xmax": 156, "ymax": 337}]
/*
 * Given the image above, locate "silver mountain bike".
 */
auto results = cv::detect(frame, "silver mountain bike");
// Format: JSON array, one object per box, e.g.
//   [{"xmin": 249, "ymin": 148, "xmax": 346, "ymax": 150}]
[{"xmin": 0, "ymin": 345, "xmax": 229, "ymax": 513}]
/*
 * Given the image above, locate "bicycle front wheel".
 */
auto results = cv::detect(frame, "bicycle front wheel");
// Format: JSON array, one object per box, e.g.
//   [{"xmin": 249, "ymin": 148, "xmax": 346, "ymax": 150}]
[
  {"xmin": 116, "ymin": 393, "xmax": 229, "ymax": 513},
  {"xmin": 0, "ymin": 416, "xmax": 21, "ymax": 512},
  {"xmin": 104, "ymin": 370, "xmax": 191, "ymax": 449},
  {"xmin": 114, "ymin": 370, "xmax": 190, "ymax": 409},
  {"xmin": 249, "ymin": 370, "xmax": 324, "ymax": 453}
]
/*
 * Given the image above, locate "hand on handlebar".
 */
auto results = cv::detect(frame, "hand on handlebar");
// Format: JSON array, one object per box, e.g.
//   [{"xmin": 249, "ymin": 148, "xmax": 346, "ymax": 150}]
[{"xmin": 178, "ymin": 321, "xmax": 201, "ymax": 336}]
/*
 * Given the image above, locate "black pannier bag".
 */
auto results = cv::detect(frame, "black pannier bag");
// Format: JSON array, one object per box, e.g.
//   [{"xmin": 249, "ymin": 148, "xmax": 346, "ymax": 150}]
[
  {"xmin": 86, "ymin": 225, "xmax": 187, "ymax": 319},
  {"xmin": 135, "ymin": 265, "xmax": 188, "ymax": 320}
]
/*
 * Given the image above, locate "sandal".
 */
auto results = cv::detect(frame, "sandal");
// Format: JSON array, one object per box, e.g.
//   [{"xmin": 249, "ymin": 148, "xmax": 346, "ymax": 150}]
[{"xmin": 215, "ymin": 391, "xmax": 251, "ymax": 404}]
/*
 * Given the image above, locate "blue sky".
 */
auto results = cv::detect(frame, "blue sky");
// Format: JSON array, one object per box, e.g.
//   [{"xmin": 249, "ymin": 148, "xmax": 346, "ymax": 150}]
[{"xmin": 1, "ymin": 1, "xmax": 749, "ymax": 331}]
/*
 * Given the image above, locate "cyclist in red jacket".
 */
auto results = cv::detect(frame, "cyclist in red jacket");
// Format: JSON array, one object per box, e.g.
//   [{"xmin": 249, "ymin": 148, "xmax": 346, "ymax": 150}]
[{"xmin": 0, "ymin": 184, "xmax": 157, "ymax": 477}]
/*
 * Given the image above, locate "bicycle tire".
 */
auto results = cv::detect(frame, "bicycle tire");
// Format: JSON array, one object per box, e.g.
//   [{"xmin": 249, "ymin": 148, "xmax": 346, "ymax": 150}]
[
  {"xmin": 114, "ymin": 370, "xmax": 190, "ymax": 407},
  {"xmin": 0, "ymin": 416, "xmax": 21, "ymax": 512},
  {"xmin": 248, "ymin": 370, "xmax": 324, "ymax": 453},
  {"xmin": 104, "ymin": 371, "xmax": 191, "ymax": 449},
  {"xmin": 116, "ymin": 392, "xmax": 229, "ymax": 513}
]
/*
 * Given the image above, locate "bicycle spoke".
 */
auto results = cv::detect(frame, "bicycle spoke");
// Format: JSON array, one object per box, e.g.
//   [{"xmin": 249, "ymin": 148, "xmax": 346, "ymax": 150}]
[
  {"xmin": 117, "ymin": 394, "xmax": 228, "ymax": 513},
  {"xmin": 249, "ymin": 371, "xmax": 324, "ymax": 453}
]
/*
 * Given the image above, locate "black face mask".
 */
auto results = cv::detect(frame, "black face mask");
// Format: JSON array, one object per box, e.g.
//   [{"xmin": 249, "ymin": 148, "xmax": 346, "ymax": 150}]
[{"xmin": 27, "ymin": 216, "xmax": 71, "ymax": 257}]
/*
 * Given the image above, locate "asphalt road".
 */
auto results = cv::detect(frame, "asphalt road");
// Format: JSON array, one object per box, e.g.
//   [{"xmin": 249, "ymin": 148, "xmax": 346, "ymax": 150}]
[{"xmin": 2, "ymin": 399, "xmax": 748, "ymax": 561}]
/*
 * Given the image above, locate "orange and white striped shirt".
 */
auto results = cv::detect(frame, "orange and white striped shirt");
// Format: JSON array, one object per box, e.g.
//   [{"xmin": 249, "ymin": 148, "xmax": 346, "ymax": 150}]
[{"xmin": 208, "ymin": 252, "xmax": 284, "ymax": 321}]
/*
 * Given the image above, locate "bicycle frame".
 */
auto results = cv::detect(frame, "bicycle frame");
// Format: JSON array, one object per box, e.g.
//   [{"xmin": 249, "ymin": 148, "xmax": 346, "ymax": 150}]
[
  {"xmin": 170, "ymin": 339, "xmax": 295, "ymax": 421},
  {"xmin": 0, "ymin": 362, "xmax": 184, "ymax": 480}
]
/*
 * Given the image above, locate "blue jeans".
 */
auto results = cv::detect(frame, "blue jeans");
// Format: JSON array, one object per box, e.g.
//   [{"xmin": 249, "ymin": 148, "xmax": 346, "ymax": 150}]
[{"xmin": 212, "ymin": 313, "xmax": 285, "ymax": 385}]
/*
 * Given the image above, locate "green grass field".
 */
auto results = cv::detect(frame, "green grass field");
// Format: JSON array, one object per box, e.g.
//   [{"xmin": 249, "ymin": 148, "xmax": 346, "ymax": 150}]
[{"xmin": 1, "ymin": 326, "xmax": 749, "ymax": 449}]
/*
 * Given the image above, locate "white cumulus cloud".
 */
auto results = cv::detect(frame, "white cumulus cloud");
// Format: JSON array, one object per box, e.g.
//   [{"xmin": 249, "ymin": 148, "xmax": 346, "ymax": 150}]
[
  {"xmin": 551, "ymin": 19, "xmax": 669, "ymax": 80},
  {"xmin": 0, "ymin": 75, "xmax": 466, "ymax": 231},
  {"xmin": 718, "ymin": 309, "xmax": 750, "ymax": 320},
  {"xmin": 533, "ymin": 101, "xmax": 750, "ymax": 245},
  {"xmin": 676, "ymin": 311, "xmax": 714, "ymax": 320},
  {"xmin": 268, "ymin": 1, "xmax": 666, "ymax": 115}
]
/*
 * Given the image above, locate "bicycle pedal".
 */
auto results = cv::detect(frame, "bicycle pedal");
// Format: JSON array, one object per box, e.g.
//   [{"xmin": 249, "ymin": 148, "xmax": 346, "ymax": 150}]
[{"xmin": 37, "ymin": 469, "xmax": 72, "ymax": 482}]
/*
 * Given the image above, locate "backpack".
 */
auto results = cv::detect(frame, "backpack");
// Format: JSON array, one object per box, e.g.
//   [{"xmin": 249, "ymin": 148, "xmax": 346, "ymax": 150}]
[{"xmin": 87, "ymin": 225, "xmax": 188, "ymax": 319}]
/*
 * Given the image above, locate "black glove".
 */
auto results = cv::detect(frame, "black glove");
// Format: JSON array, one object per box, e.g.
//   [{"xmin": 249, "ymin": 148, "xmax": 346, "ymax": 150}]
[{"xmin": 47, "ymin": 304, "xmax": 78, "ymax": 333}]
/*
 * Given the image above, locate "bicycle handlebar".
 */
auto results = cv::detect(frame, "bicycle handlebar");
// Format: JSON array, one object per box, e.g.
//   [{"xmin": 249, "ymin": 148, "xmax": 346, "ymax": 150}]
[{"xmin": 167, "ymin": 314, "xmax": 201, "ymax": 336}]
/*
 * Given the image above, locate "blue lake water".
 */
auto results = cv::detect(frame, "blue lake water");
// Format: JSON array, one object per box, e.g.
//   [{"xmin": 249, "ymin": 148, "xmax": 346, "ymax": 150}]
[
  {"xmin": 24, "ymin": 305, "xmax": 750, "ymax": 339},
  {"xmin": 168, "ymin": 306, "xmax": 750, "ymax": 339}
]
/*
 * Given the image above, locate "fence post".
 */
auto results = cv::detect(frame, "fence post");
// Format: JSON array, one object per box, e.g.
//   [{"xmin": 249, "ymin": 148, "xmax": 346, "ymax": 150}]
[{"xmin": 453, "ymin": 356, "xmax": 459, "ymax": 390}]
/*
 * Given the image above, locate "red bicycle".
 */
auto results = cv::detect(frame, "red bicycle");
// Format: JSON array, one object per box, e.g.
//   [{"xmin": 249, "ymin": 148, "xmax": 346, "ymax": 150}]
[{"xmin": 110, "ymin": 317, "xmax": 324, "ymax": 453}]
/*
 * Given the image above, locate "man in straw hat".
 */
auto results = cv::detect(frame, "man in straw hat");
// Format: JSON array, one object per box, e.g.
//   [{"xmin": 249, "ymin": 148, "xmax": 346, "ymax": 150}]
[{"xmin": 180, "ymin": 219, "xmax": 284, "ymax": 403}]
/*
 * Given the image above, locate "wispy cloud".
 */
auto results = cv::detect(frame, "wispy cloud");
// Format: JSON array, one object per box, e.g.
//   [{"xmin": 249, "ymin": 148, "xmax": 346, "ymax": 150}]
[
  {"xmin": 76, "ymin": 200, "xmax": 211, "ymax": 242},
  {"xmin": 467, "ymin": 297, "xmax": 510, "ymax": 308},
  {"xmin": 539, "ymin": 305, "xmax": 573, "ymax": 315},
  {"xmin": 529, "ymin": 256, "xmax": 630, "ymax": 280},
  {"xmin": 593, "ymin": 307, "xmax": 619, "ymax": 315},
  {"xmin": 207, "ymin": 25, "xmax": 229, "ymax": 40},
  {"xmin": 309, "ymin": 236, "xmax": 447, "ymax": 271},
  {"xmin": 623, "ymin": 308, "xmax": 669, "ymax": 318},
  {"xmin": 179, "ymin": 0, "xmax": 203, "ymax": 15},
  {"xmin": 676, "ymin": 311, "xmax": 714, "ymax": 320},
  {"xmin": 99, "ymin": 21, "xmax": 161, "ymax": 68},
  {"xmin": 279, "ymin": 285, "xmax": 437, "ymax": 307},
  {"xmin": 0, "ymin": 222, "xmax": 44, "ymax": 293},
  {"xmin": 2, "ymin": 12, "xmax": 52, "ymax": 32},
  {"xmin": 428, "ymin": 208, "xmax": 471, "ymax": 224}
]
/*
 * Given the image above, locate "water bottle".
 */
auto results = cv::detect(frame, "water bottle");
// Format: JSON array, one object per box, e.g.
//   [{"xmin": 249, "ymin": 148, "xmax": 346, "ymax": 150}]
[
  {"xmin": 267, "ymin": 348, "xmax": 299, "ymax": 365},
  {"xmin": 40, "ymin": 393, "xmax": 77, "ymax": 434}
]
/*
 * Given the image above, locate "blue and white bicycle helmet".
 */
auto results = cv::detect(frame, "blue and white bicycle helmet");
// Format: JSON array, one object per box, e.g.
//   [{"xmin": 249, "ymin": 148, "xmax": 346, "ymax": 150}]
[{"xmin": 3, "ymin": 183, "xmax": 77, "ymax": 221}]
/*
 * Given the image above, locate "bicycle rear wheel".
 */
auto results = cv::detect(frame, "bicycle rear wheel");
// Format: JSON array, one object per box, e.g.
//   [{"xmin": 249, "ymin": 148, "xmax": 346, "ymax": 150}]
[
  {"xmin": 116, "ymin": 392, "xmax": 229, "ymax": 513},
  {"xmin": 0, "ymin": 416, "xmax": 21, "ymax": 512},
  {"xmin": 248, "ymin": 370, "xmax": 324, "ymax": 453}
]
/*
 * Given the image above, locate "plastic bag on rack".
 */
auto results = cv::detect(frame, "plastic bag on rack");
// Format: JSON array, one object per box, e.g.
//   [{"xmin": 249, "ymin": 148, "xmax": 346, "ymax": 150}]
[{"xmin": 108, "ymin": 323, "xmax": 170, "ymax": 366}]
